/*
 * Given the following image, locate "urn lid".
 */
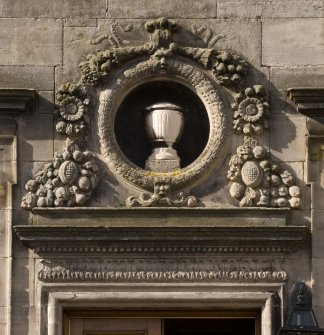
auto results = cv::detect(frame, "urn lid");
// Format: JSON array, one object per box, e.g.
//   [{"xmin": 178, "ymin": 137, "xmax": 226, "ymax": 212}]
[{"xmin": 145, "ymin": 102, "xmax": 183, "ymax": 112}]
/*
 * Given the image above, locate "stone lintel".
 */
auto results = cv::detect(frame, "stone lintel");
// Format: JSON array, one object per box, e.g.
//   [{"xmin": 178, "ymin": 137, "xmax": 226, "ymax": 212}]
[{"xmin": 287, "ymin": 87, "xmax": 324, "ymax": 117}]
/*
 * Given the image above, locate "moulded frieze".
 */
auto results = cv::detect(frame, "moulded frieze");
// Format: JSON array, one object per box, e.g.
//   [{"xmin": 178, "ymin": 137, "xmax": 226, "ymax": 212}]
[{"xmin": 37, "ymin": 257, "xmax": 288, "ymax": 283}]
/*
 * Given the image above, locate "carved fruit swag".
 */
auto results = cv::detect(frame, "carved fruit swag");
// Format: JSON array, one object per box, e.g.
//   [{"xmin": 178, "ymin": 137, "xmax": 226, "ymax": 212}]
[
  {"xmin": 227, "ymin": 141, "xmax": 302, "ymax": 208},
  {"xmin": 21, "ymin": 143, "xmax": 99, "ymax": 209}
]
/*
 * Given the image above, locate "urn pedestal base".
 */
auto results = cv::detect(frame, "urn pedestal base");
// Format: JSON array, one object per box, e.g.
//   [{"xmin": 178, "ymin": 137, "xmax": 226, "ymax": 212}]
[
  {"xmin": 145, "ymin": 158, "xmax": 180, "ymax": 172},
  {"xmin": 145, "ymin": 147, "xmax": 180, "ymax": 172}
]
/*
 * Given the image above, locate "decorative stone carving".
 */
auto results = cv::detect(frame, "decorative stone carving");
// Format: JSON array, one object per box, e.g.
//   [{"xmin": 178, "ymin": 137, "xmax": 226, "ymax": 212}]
[
  {"xmin": 191, "ymin": 25, "xmax": 225, "ymax": 48},
  {"xmin": 98, "ymin": 58, "xmax": 229, "ymax": 191},
  {"xmin": 21, "ymin": 141, "xmax": 99, "ymax": 209},
  {"xmin": 79, "ymin": 17, "xmax": 247, "ymax": 88},
  {"xmin": 89, "ymin": 22, "xmax": 134, "ymax": 47},
  {"xmin": 145, "ymin": 102, "xmax": 184, "ymax": 171},
  {"xmin": 227, "ymin": 138, "xmax": 302, "ymax": 208},
  {"xmin": 55, "ymin": 83, "xmax": 90, "ymax": 137},
  {"xmin": 126, "ymin": 177, "xmax": 197, "ymax": 208},
  {"xmin": 145, "ymin": 17, "xmax": 179, "ymax": 47},
  {"xmin": 38, "ymin": 257, "xmax": 287, "ymax": 283},
  {"xmin": 232, "ymin": 85, "xmax": 270, "ymax": 135},
  {"xmin": 21, "ymin": 17, "xmax": 284, "ymax": 209}
]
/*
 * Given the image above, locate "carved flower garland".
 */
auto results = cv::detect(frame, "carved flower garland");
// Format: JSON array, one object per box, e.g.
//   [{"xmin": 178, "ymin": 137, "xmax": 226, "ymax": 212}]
[
  {"xmin": 232, "ymin": 86, "xmax": 270, "ymax": 135},
  {"xmin": 227, "ymin": 142, "xmax": 301, "ymax": 208},
  {"xmin": 21, "ymin": 143, "xmax": 99, "ymax": 209}
]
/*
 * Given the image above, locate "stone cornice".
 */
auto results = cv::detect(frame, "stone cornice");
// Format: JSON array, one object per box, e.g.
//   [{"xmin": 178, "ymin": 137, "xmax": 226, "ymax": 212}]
[
  {"xmin": 287, "ymin": 87, "xmax": 324, "ymax": 117},
  {"xmin": 14, "ymin": 207, "xmax": 309, "ymax": 256},
  {"xmin": 0, "ymin": 88, "xmax": 36, "ymax": 116}
]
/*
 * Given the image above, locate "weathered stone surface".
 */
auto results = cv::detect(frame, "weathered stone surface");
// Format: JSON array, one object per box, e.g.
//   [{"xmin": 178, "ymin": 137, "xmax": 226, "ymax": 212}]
[
  {"xmin": 108, "ymin": 0, "xmax": 217, "ymax": 18},
  {"xmin": 290, "ymin": 209, "xmax": 311, "ymax": 227},
  {"xmin": 38, "ymin": 91, "xmax": 54, "ymax": 114},
  {"xmin": 28, "ymin": 207, "xmax": 290, "ymax": 227},
  {"xmin": 270, "ymin": 67, "xmax": 324, "ymax": 115},
  {"xmin": 271, "ymin": 66, "xmax": 324, "ymax": 90},
  {"xmin": 312, "ymin": 257, "xmax": 324, "ymax": 305},
  {"xmin": 313, "ymin": 306, "xmax": 324, "ymax": 326},
  {"xmin": 0, "ymin": 258, "xmax": 7, "ymax": 306},
  {"xmin": 218, "ymin": 0, "xmax": 324, "ymax": 18},
  {"xmin": 176, "ymin": 19, "xmax": 261, "ymax": 67},
  {"xmin": 312, "ymin": 210, "xmax": 324, "ymax": 258},
  {"xmin": 311, "ymin": 180, "xmax": 324, "ymax": 210},
  {"xmin": 0, "ymin": 66, "xmax": 54, "ymax": 90},
  {"xmin": 63, "ymin": 26, "xmax": 98, "ymax": 83},
  {"xmin": 11, "ymin": 307, "xmax": 36, "ymax": 335},
  {"xmin": 64, "ymin": 18, "xmax": 98, "ymax": 27},
  {"xmin": 0, "ymin": 0, "xmax": 106, "ymax": 18},
  {"xmin": 263, "ymin": 19, "xmax": 324, "ymax": 66},
  {"xmin": 270, "ymin": 115, "xmax": 307, "ymax": 162},
  {"xmin": 0, "ymin": 211, "xmax": 7, "ymax": 257},
  {"xmin": 0, "ymin": 19, "xmax": 62, "ymax": 66},
  {"xmin": 11, "ymin": 258, "xmax": 34, "ymax": 307},
  {"xmin": 97, "ymin": 19, "xmax": 150, "ymax": 47},
  {"xmin": 18, "ymin": 114, "xmax": 54, "ymax": 161}
]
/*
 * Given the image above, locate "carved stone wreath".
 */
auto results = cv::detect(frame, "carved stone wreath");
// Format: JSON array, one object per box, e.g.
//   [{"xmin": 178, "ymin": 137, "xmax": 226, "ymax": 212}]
[{"xmin": 97, "ymin": 57, "xmax": 229, "ymax": 190}]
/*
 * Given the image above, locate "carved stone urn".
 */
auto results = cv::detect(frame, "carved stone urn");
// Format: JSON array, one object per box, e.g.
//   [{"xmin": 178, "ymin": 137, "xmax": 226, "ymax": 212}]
[{"xmin": 145, "ymin": 102, "xmax": 184, "ymax": 172}]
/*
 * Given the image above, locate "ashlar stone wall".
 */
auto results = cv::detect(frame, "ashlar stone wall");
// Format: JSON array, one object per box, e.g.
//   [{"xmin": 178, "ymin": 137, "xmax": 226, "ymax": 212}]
[{"xmin": 0, "ymin": 1, "xmax": 323, "ymax": 334}]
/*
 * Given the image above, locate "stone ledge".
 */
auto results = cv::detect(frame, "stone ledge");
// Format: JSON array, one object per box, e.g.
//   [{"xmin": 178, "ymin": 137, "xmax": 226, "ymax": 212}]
[
  {"xmin": 14, "ymin": 207, "xmax": 309, "ymax": 257},
  {"xmin": 0, "ymin": 89, "xmax": 36, "ymax": 116},
  {"xmin": 28, "ymin": 207, "xmax": 290, "ymax": 227},
  {"xmin": 287, "ymin": 87, "xmax": 324, "ymax": 117},
  {"xmin": 14, "ymin": 224, "xmax": 309, "ymax": 256}
]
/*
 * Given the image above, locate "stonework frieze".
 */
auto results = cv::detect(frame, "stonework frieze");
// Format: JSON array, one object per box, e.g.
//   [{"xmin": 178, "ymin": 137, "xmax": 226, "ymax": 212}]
[{"xmin": 38, "ymin": 257, "xmax": 287, "ymax": 283}]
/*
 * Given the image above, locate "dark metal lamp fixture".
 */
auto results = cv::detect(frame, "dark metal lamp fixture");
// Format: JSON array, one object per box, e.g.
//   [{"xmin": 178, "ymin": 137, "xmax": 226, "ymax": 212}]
[{"xmin": 278, "ymin": 282, "xmax": 324, "ymax": 335}]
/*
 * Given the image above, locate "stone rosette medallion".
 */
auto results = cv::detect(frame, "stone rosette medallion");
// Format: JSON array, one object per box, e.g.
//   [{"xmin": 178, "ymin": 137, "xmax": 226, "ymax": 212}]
[{"xmin": 21, "ymin": 17, "xmax": 301, "ymax": 209}]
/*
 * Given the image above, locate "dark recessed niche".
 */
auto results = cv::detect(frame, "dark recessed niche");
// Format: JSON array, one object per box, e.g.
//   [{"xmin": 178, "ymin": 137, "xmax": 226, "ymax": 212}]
[{"xmin": 114, "ymin": 81, "xmax": 210, "ymax": 169}]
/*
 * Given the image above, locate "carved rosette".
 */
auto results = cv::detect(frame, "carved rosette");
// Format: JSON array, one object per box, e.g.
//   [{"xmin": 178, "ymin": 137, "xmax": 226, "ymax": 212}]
[
  {"xmin": 232, "ymin": 85, "xmax": 270, "ymax": 135},
  {"xmin": 21, "ymin": 142, "xmax": 99, "ymax": 209},
  {"xmin": 55, "ymin": 83, "xmax": 90, "ymax": 136},
  {"xmin": 227, "ymin": 140, "xmax": 302, "ymax": 208}
]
